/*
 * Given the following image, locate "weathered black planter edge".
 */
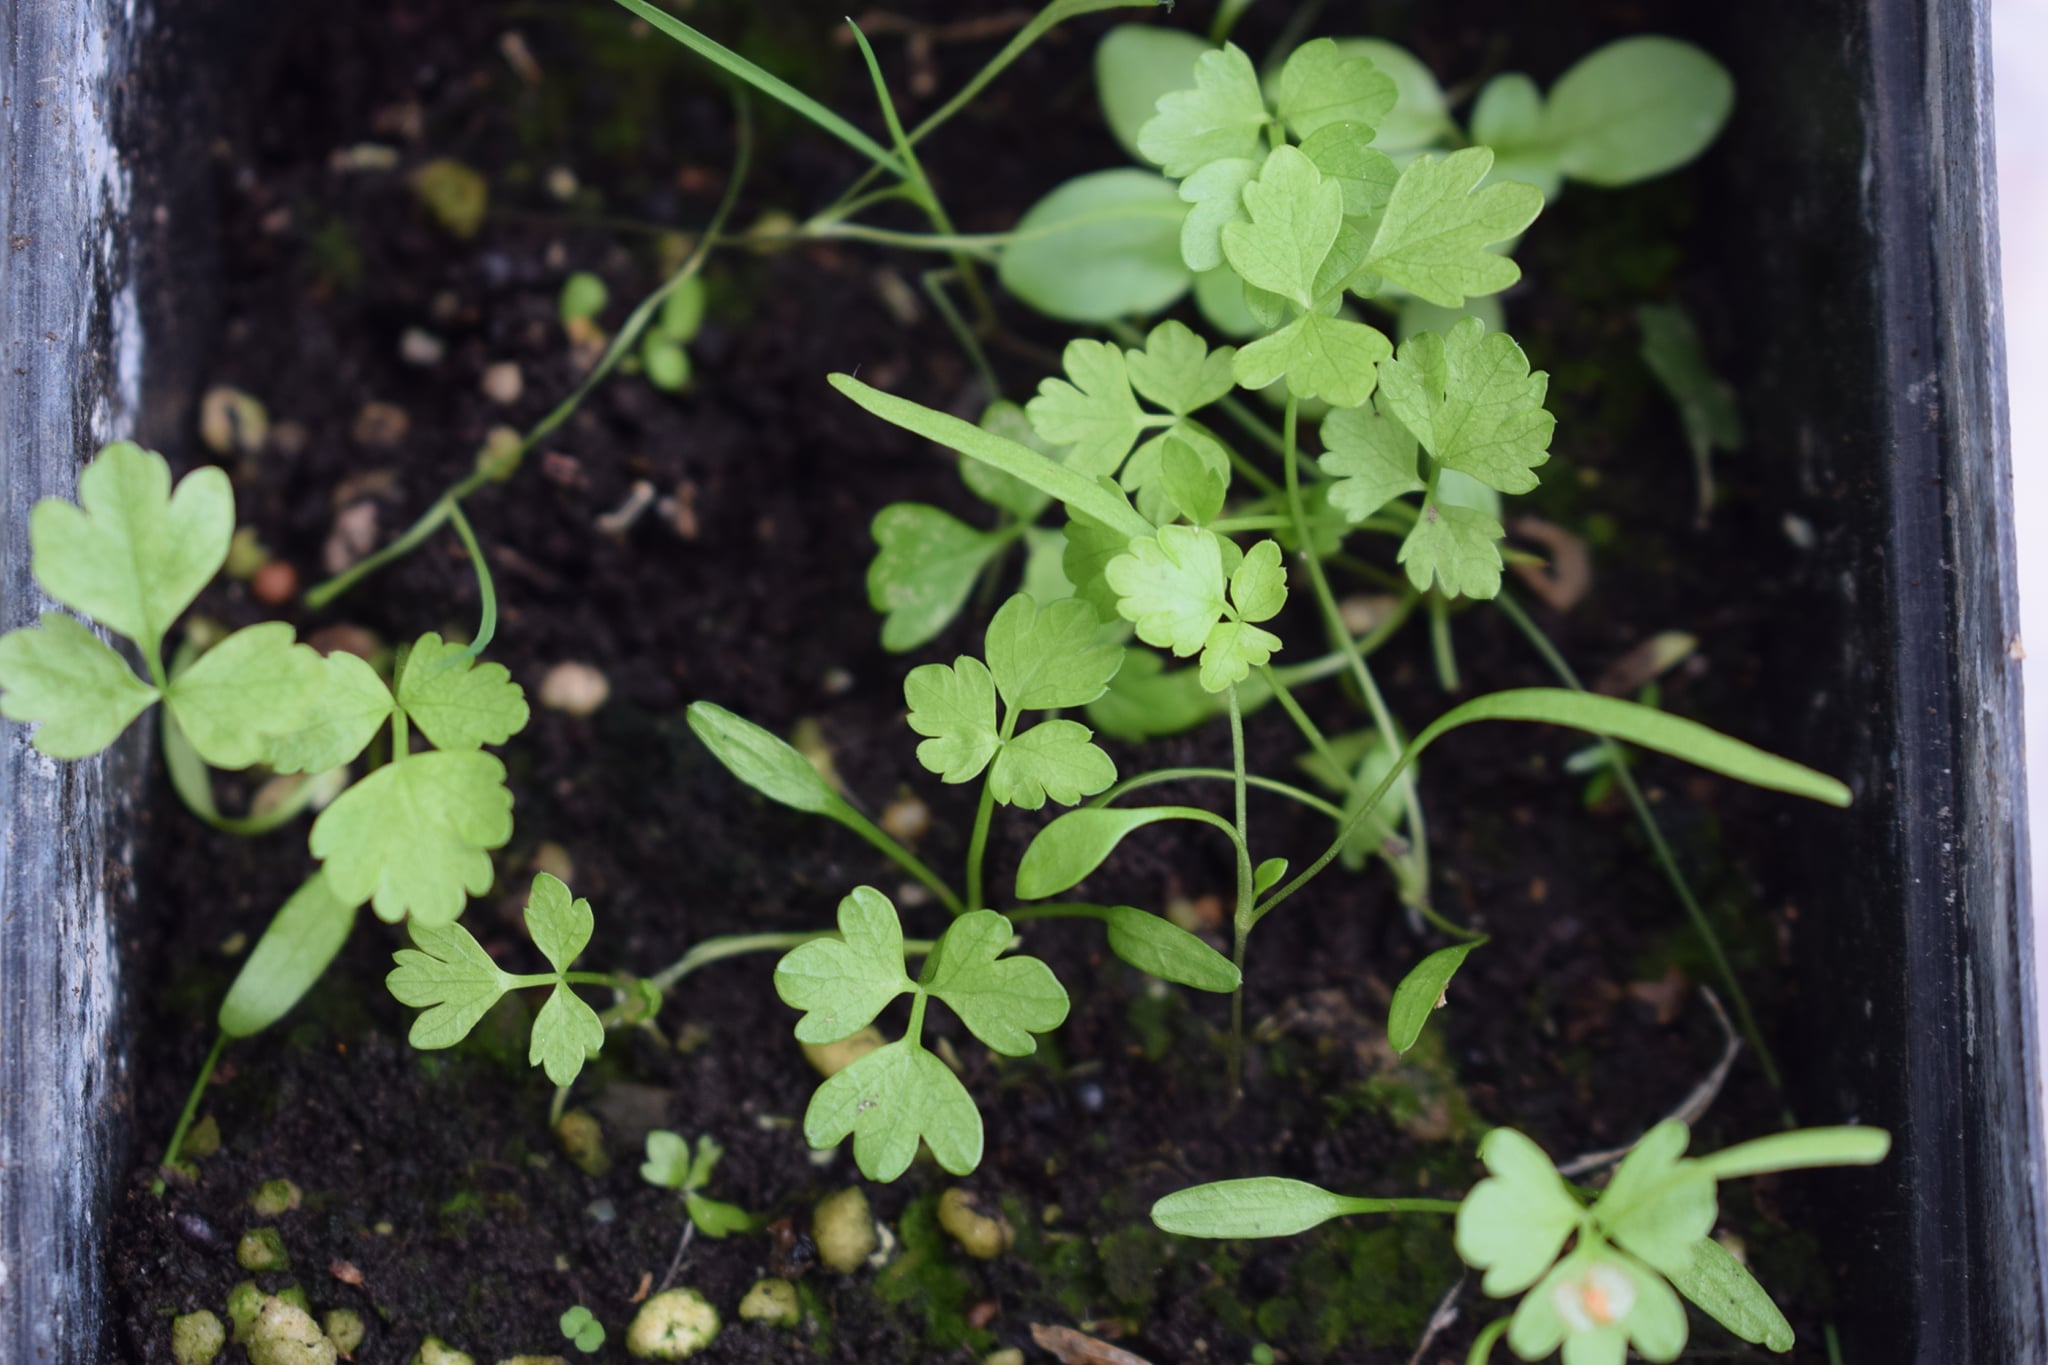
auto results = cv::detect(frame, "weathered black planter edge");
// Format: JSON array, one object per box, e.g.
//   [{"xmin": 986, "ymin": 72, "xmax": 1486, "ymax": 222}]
[{"xmin": 0, "ymin": 1, "xmax": 2037, "ymax": 1361}]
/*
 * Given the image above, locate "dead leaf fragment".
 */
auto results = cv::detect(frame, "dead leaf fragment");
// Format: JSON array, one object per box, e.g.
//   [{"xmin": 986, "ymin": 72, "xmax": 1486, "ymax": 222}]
[
  {"xmin": 1508, "ymin": 516, "xmax": 1593, "ymax": 612},
  {"xmin": 1030, "ymin": 1324, "xmax": 1156, "ymax": 1365}
]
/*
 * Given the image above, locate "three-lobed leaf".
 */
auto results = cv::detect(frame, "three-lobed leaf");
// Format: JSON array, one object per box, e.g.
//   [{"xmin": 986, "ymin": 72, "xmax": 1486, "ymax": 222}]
[
  {"xmin": 265, "ymin": 650, "xmax": 394, "ymax": 774},
  {"xmin": 1221, "ymin": 146, "xmax": 1343, "ymax": 310},
  {"xmin": 1455, "ymin": 1126, "xmax": 1586, "ymax": 1296},
  {"xmin": 1106, "ymin": 524, "xmax": 1226, "ymax": 657},
  {"xmin": 1125, "ymin": 320, "xmax": 1237, "ymax": 417},
  {"xmin": 1275, "ymin": 38, "xmax": 1398, "ymax": 141},
  {"xmin": 387, "ymin": 920, "xmax": 518, "ymax": 1049},
  {"xmin": 310, "ymin": 749, "xmax": 514, "ymax": 925},
  {"xmin": 0, "ymin": 613, "xmax": 159, "ymax": 759},
  {"xmin": 1137, "ymin": 43, "xmax": 1270, "ymax": 178},
  {"xmin": 989, "ymin": 719, "xmax": 1117, "ymax": 809},
  {"xmin": 1362, "ymin": 148, "xmax": 1544, "ymax": 307},
  {"xmin": 1376, "ymin": 318, "xmax": 1554, "ymax": 495},
  {"xmin": 919, "ymin": 910, "xmax": 1070, "ymax": 1055},
  {"xmin": 983, "ymin": 593, "xmax": 1125, "ymax": 711},
  {"xmin": 395, "ymin": 632, "xmax": 530, "ymax": 751},
  {"xmin": 904, "ymin": 656, "xmax": 1001, "ymax": 784},
  {"xmin": 1398, "ymin": 499, "xmax": 1506, "ymax": 600},
  {"xmin": 868, "ymin": 503, "xmax": 1008, "ymax": 653},
  {"xmin": 163, "ymin": 622, "xmax": 326, "ymax": 770},
  {"xmin": 804, "ymin": 1038, "xmax": 981, "ymax": 1182},
  {"xmin": 774, "ymin": 886, "xmax": 913, "ymax": 1044},
  {"xmin": 1231, "ymin": 311, "xmax": 1393, "ymax": 409},
  {"xmin": 1026, "ymin": 340, "xmax": 1150, "ymax": 478},
  {"xmin": 1320, "ymin": 402, "xmax": 1424, "ymax": 521}
]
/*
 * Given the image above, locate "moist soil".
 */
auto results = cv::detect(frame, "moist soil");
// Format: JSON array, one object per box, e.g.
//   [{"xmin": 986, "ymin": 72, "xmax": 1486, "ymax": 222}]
[{"xmin": 108, "ymin": 2, "xmax": 1840, "ymax": 1362}]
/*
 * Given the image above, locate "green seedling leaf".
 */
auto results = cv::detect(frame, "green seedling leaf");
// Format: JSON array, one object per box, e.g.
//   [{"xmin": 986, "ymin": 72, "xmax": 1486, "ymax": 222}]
[
  {"xmin": 1178, "ymin": 156, "xmax": 1257, "ymax": 273},
  {"xmin": 658, "ymin": 275, "xmax": 707, "ymax": 341},
  {"xmin": 1152, "ymin": 1178, "xmax": 1399, "ymax": 1238},
  {"xmin": 531, "ymin": 980, "xmax": 606, "ymax": 1086},
  {"xmin": 413, "ymin": 158, "xmax": 488, "ymax": 238},
  {"xmin": 1299, "ymin": 124, "xmax": 1400, "ymax": 218},
  {"xmin": 387, "ymin": 921, "xmax": 518, "ymax": 1049},
  {"xmin": 1399, "ymin": 499, "xmax": 1506, "ymax": 599},
  {"xmin": 1665, "ymin": 1237, "xmax": 1794, "ymax": 1352},
  {"xmin": 640, "ymin": 1130, "xmax": 694, "ymax": 1189},
  {"xmin": 1062, "ymin": 509, "xmax": 1137, "ymax": 620},
  {"xmin": 1467, "ymin": 73, "xmax": 1562, "ymax": 199},
  {"xmin": 990, "ymin": 720, "xmax": 1117, "ymax": 809},
  {"xmin": 1388, "ymin": 938, "xmax": 1485, "ymax": 1053},
  {"xmin": 1126, "ymin": 320, "xmax": 1236, "ymax": 416},
  {"xmin": 310, "ymin": 749, "xmax": 514, "ymax": 925},
  {"xmin": 1222, "ymin": 146, "xmax": 1342, "ymax": 311},
  {"xmin": 774, "ymin": 886, "xmax": 913, "ymax": 1044},
  {"xmin": 1027, "ymin": 340, "xmax": 1149, "ymax": 478},
  {"xmin": 394, "ymin": 632, "xmax": 529, "ymax": 751},
  {"xmin": 1160, "ymin": 437, "xmax": 1226, "ymax": 525},
  {"xmin": 804, "ymin": 1038, "xmax": 982, "ymax": 1182},
  {"xmin": 30, "ymin": 442, "xmax": 232, "ymax": 656},
  {"xmin": 525, "ymin": 871, "xmax": 593, "ymax": 974},
  {"xmin": 1593, "ymin": 1121, "xmax": 1717, "ymax": 1277},
  {"xmin": 999, "ymin": 169, "xmax": 1191, "ymax": 323},
  {"xmin": 1231, "ymin": 311, "xmax": 1393, "ymax": 408},
  {"xmin": 265, "ymin": 650, "xmax": 394, "ymax": 774},
  {"xmin": 1455, "ymin": 1127, "xmax": 1586, "ymax": 1295},
  {"xmin": 1320, "ymin": 401, "xmax": 1424, "ymax": 521},
  {"xmin": 0, "ymin": 613, "xmax": 158, "ymax": 759},
  {"xmin": 643, "ymin": 336, "xmax": 690, "ymax": 391},
  {"xmin": 1021, "ymin": 527, "xmax": 1074, "ymax": 606},
  {"xmin": 560, "ymin": 271, "xmax": 608, "ymax": 323},
  {"xmin": 685, "ymin": 1192, "xmax": 757, "ymax": 1239},
  {"xmin": 1543, "ymin": 37, "xmax": 1734, "ymax": 187},
  {"xmin": 905, "ymin": 656, "xmax": 1001, "ymax": 784},
  {"xmin": 1639, "ymin": 301, "xmax": 1743, "ymax": 518},
  {"xmin": 964, "ymin": 403, "xmax": 1056, "ymax": 521},
  {"xmin": 920, "ymin": 910, "xmax": 1070, "ymax": 1055},
  {"xmin": 1107, "ymin": 524, "xmax": 1227, "ymax": 656},
  {"xmin": 1362, "ymin": 148, "xmax": 1544, "ymax": 307},
  {"xmin": 687, "ymin": 701, "xmax": 841, "ymax": 815},
  {"xmin": 1122, "ymin": 422, "xmax": 1232, "ymax": 525},
  {"xmin": 1198, "ymin": 621, "xmax": 1282, "ymax": 692},
  {"xmin": 1096, "ymin": 24, "xmax": 1213, "ymax": 161},
  {"xmin": 1376, "ymin": 319, "xmax": 1555, "ymax": 495},
  {"xmin": 1275, "ymin": 37, "xmax": 1397, "ymax": 140},
  {"xmin": 1252, "ymin": 858, "xmax": 1288, "ymax": 895},
  {"xmin": 1137, "ymin": 42, "xmax": 1270, "ymax": 178},
  {"xmin": 984, "ymin": 593, "xmax": 1125, "ymax": 711},
  {"xmin": 1085, "ymin": 648, "xmax": 1241, "ymax": 740},
  {"xmin": 1102, "ymin": 906, "xmax": 1239, "ymax": 992},
  {"xmin": 560, "ymin": 1306, "xmax": 606, "ymax": 1354},
  {"xmin": 163, "ymin": 622, "xmax": 325, "ymax": 770},
  {"xmin": 1509, "ymin": 1242, "xmax": 1688, "ymax": 1365},
  {"xmin": 685, "ymin": 1133, "xmax": 724, "ymax": 1190},
  {"xmin": 1695, "ymin": 1126, "xmax": 1892, "ymax": 1181},
  {"xmin": 1332, "ymin": 39, "xmax": 1452, "ymax": 152},
  {"xmin": 867, "ymin": 503, "xmax": 1008, "ymax": 652},
  {"xmin": 1017, "ymin": 805, "xmax": 1203, "ymax": 899},
  {"xmin": 218, "ymin": 872, "xmax": 357, "ymax": 1038},
  {"xmin": 1229, "ymin": 538, "xmax": 1286, "ymax": 621}
]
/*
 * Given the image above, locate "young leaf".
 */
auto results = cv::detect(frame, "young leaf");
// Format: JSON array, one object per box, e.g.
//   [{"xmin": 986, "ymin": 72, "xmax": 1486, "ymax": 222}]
[
  {"xmin": 1178, "ymin": 157, "xmax": 1258, "ymax": 273},
  {"xmin": 1362, "ymin": 148, "xmax": 1544, "ymax": 307},
  {"xmin": 1160, "ymin": 437, "xmax": 1226, "ymax": 525},
  {"xmin": 1199, "ymin": 621, "xmax": 1282, "ymax": 692},
  {"xmin": 867, "ymin": 503, "xmax": 1007, "ymax": 652},
  {"xmin": 1229, "ymin": 539, "xmax": 1287, "ymax": 621},
  {"xmin": 1399, "ymin": 500, "xmax": 1506, "ymax": 599},
  {"xmin": 310, "ymin": 750, "xmax": 515, "ymax": 925},
  {"xmin": 1085, "ymin": 648, "xmax": 1244, "ymax": 740},
  {"xmin": 1543, "ymin": 37, "xmax": 1734, "ymax": 187},
  {"xmin": 1231, "ymin": 311, "xmax": 1393, "ymax": 409},
  {"xmin": 804, "ymin": 1038, "xmax": 982, "ymax": 1181},
  {"xmin": 1125, "ymin": 320, "xmax": 1237, "ymax": 416},
  {"xmin": 1320, "ymin": 402, "xmax": 1425, "ymax": 521},
  {"xmin": 685, "ymin": 1191, "xmax": 757, "ymax": 1239},
  {"xmin": 386, "ymin": 921, "xmax": 518, "ymax": 1050},
  {"xmin": 1122, "ymin": 423, "xmax": 1232, "ymax": 524},
  {"xmin": 560, "ymin": 271, "xmax": 608, "ymax": 322},
  {"xmin": 1221, "ymin": 146, "xmax": 1343, "ymax": 310},
  {"xmin": 395, "ymin": 632, "xmax": 530, "ymax": 751},
  {"xmin": 1095, "ymin": 24, "xmax": 1214, "ymax": 162},
  {"xmin": 1336, "ymin": 39, "xmax": 1453, "ymax": 153},
  {"xmin": 687, "ymin": 701, "xmax": 841, "ymax": 815},
  {"xmin": 1388, "ymin": 938, "xmax": 1485, "ymax": 1053},
  {"xmin": 641, "ymin": 1130, "xmax": 694, "ymax": 1189},
  {"xmin": 1137, "ymin": 43, "xmax": 1270, "ymax": 178},
  {"xmin": 1026, "ymin": 340, "xmax": 1149, "ymax": 478},
  {"xmin": 658, "ymin": 274, "xmax": 707, "ymax": 341},
  {"xmin": 29, "ymin": 442, "xmax": 232, "ymax": 656},
  {"xmin": 989, "ymin": 720, "xmax": 1117, "ymax": 809},
  {"xmin": 1592, "ymin": 1121, "xmax": 1717, "ymax": 1277},
  {"xmin": 983, "ymin": 593, "xmax": 1124, "ymax": 711},
  {"xmin": 0, "ymin": 613, "xmax": 159, "ymax": 759},
  {"xmin": 920, "ymin": 910, "xmax": 1069, "ymax": 1055},
  {"xmin": 265, "ymin": 650, "xmax": 394, "ymax": 774},
  {"xmin": 218, "ymin": 873, "xmax": 358, "ymax": 1038},
  {"xmin": 1664, "ymin": 1237, "xmax": 1795, "ymax": 1352},
  {"xmin": 531, "ymin": 982, "xmax": 606, "ymax": 1087},
  {"xmin": 1468, "ymin": 73, "xmax": 1561, "ymax": 199},
  {"xmin": 1694, "ymin": 1126, "xmax": 1892, "ymax": 1181},
  {"xmin": 1376, "ymin": 319, "xmax": 1554, "ymax": 494},
  {"xmin": 1252, "ymin": 858, "xmax": 1288, "ymax": 895},
  {"xmin": 904, "ymin": 657, "xmax": 1001, "ymax": 784},
  {"xmin": 524, "ymin": 871, "xmax": 593, "ymax": 974},
  {"xmin": 1106, "ymin": 524, "xmax": 1227, "ymax": 657},
  {"xmin": 1455, "ymin": 1127, "xmax": 1585, "ymax": 1296},
  {"xmin": 643, "ymin": 337, "xmax": 690, "ymax": 391},
  {"xmin": 1152, "ymin": 1178, "xmax": 1372, "ymax": 1238},
  {"xmin": 163, "ymin": 622, "xmax": 326, "ymax": 769},
  {"xmin": 1509, "ymin": 1243, "xmax": 1688, "ymax": 1365},
  {"xmin": 1101, "ymin": 906, "xmax": 1239, "ymax": 992},
  {"xmin": 999, "ymin": 170, "xmax": 1191, "ymax": 323},
  {"xmin": 1016, "ymin": 805, "xmax": 1199, "ymax": 900},
  {"xmin": 1275, "ymin": 37, "xmax": 1397, "ymax": 140},
  {"xmin": 773, "ymin": 886, "xmax": 913, "ymax": 1044},
  {"xmin": 685, "ymin": 1133, "xmax": 724, "ymax": 1190},
  {"xmin": 1299, "ymin": 124, "xmax": 1400, "ymax": 218}
]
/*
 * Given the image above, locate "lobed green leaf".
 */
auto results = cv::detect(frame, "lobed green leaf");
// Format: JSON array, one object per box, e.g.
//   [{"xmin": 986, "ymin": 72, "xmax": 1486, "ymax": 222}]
[
  {"xmin": 867, "ymin": 503, "xmax": 1008, "ymax": 653},
  {"xmin": 164, "ymin": 622, "xmax": 326, "ymax": 770},
  {"xmin": 265, "ymin": 650, "xmax": 394, "ymax": 774},
  {"xmin": 920, "ymin": 910, "xmax": 1070, "ymax": 1055},
  {"xmin": 310, "ymin": 749, "xmax": 515, "ymax": 925},
  {"xmin": 1362, "ymin": 148, "xmax": 1544, "ymax": 307},
  {"xmin": 0, "ymin": 613, "xmax": 158, "ymax": 759},
  {"xmin": 804, "ymin": 1038, "xmax": 982, "ymax": 1182},
  {"xmin": 983, "ymin": 593, "xmax": 1125, "ymax": 711},
  {"xmin": 395, "ymin": 632, "xmax": 530, "ymax": 751},
  {"xmin": 1136, "ymin": 42, "xmax": 1269, "ymax": 178},
  {"xmin": 773, "ymin": 886, "xmax": 913, "ymax": 1044}
]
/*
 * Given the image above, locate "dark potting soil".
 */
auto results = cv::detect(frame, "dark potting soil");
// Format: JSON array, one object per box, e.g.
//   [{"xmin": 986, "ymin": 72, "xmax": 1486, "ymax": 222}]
[{"xmin": 106, "ymin": 2, "xmax": 1847, "ymax": 1362}]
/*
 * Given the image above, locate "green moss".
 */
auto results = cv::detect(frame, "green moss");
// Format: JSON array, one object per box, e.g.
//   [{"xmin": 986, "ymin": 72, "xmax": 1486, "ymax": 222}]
[
  {"xmin": 1097, "ymin": 1225, "xmax": 1173, "ymax": 1313},
  {"xmin": 236, "ymin": 1227, "xmax": 290, "ymax": 1273},
  {"xmin": 1250, "ymin": 1220, "xmax": 1459, "ymax": 1360},
  {"xmin": 871, "ymin": 1193, "xmax": 991, "ymax": 1352},
  {"xmin": 1326, "ymin": 1030, "xmax": 1476, "ymax": 1145},
  {"xmin": 171, "ymin": 1310, "xmax": 226, "ymax": 1365}
]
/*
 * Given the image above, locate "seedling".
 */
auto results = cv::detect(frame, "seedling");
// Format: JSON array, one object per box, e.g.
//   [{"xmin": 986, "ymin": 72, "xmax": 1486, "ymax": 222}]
[
  {"xmin": 638, "ymin": 1131, "xmax": 757, "ymax": 1238},
  {"xmin": 558, "ymin": 1305, "xmax": 605, "ymax": 1354}
]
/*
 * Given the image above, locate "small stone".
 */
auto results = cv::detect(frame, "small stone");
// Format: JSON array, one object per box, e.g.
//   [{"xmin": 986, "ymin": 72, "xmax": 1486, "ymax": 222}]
[
  {"xmin": 802, "ymin": 1025, "xmax": 883, "ymax": 1079},
  {"xmin": 474, "ymin": 426, "xmax": 524, "ymax": 482},
  {"xmin": 555, "ymin": 1110, "xmax": 610, "ymax": 1176},
  {"xmin": 1338, "ymin": 593, "xmax": 1400, "ymax": 637},
  {"xmin": 982, "ymin": 1352, "xmax": 1025, "ymax": 1365},
  {"xmin": 271, "ymin": 421, "xmax": 310, "ymax": 456},
  {"xmin": 411, "ymin": 1337, "xmax": 476, "ymax": 1365},
  {"xmin": 936, "ymin": 1188, "xmax": 1013, "ymax": 1260},
  {"xmin": 532, "ymin": 842, "xmax": 575, "ymax": 886},
  {"xmin": 820, "ymin": 666, "xmax": 853, "ymax": 696},
  {"xmin": 480, "ymin": 362, "xmax": 523, "ymax": 405},
  {"xmin": 236, "ymin": 1226, "xmax": 290, "ymax": 1272},
  {"xmin": 351, "ymin": 402, "xmax": 410, "ymax": 448},
  {"xmin": 247, "ymin": 1297, "xmax": 336, "ymax": 1365},
  {"xmin": 324, "ymin": 502, "xmax": 381, "ymax": 575},
  {"xmin": 879, "ymin": 795, "xmax": 930, "ymax": 843},
  {"xmin": 812, "ymin": 1187, "xmax": 877, "ymax": 1273},
  {"xmin": 737, "ymin": 1278, "xmax": 800, "ymax": 1327},
  {"xmin": 252, "ymin": 560, "xmax": 298, "ymax": 606},
  {"xmin": 226, "ymin": 1282, "xmax": 265, "ymax": 1342},
  {"xmin": 171, "ymin": 1310, "xmax": 226, "ymax": 1365},
  {"xmin": 624, "ymin": 1288, "xmax": 720, "ymax": 1359},
  {"xmin": 585, "ymin": 1198, "xmax": 616, "ymax": 1225},
  {"xmin": 200, "ymin": 385, "xmax": 269, "ymax": 455},
  {"xmin": 400, "ymin": 328, "xmax": 446, "ymax": 366},
  {"xmin": 412, "ymin": 159, "xmax": 489, "ymax": 239},
  {"xmin": 494, "ymin": 1358, "xmax": 567, "ymax": 1365},
  {"xmin": 323, "ymin": 1309, "xmax": 365, "ymax": 1355},
  {"xmin": 539, "ymin": 662, "xmax": 610, "ymax": 717},
  {"xmin": 226, "ymin": 527, "xmax": 269, "ymax": 579},
  {"xmin": 329, "ymin": 143, "xmax": 400, "ymax": 173},
  {"xmin": 249, "ymin": 1179, "xmax": 303, "ymax": 1217},
  {"xmin": 545, "ymin": 166, "xmax": 579, "ymax": 201}
]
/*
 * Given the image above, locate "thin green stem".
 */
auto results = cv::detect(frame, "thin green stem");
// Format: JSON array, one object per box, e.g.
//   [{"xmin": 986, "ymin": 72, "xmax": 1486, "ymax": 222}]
[
  {"xmin": 1427, "ymin": 595, "xmax": 1460, "ymax": 693},
  {"xmin": 1226, "ymin": 685, "xmax": 1256, "ymax": 1104},
  {"xmin": 922, "ymin": 269, "xmax": 999, "ymax": 397},
  {"xmin": 153, "ymin": 1032, "xmax": 229, "ymax": 1195},
  {"xmin": 649, "ymin": 931, "xmax": 825, "ymax": 996},
  {"xmin": 965, "ymin": 780, "xmax": 999, "ymax": 914},
  {"xmin": 1217, "ymin": 395, "xmax": 1287, "ymax": 456},
  {"xmin": 446, "ymin": 502, "xmax": 497, "ymax": 657},
  {"xmin": 832, "ymin": 804, "xmax": 967, "ymax": 917},
  {"xmin": 1492, "ymin": 591, "xmax": 1781, "ymax": 1089},
  {"xmin": 1257, "ymin": 664, "xmax": 1349, "ymax": 784},
  {"xmin": 1090, "ymin": 766, "xmax": 1344, "ymax": 820}
]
